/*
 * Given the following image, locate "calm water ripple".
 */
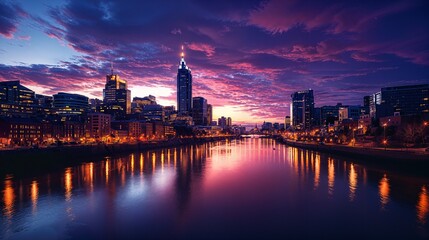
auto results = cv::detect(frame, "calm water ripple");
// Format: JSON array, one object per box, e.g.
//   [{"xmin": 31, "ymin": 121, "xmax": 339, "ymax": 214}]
[{"xmin": 1, "ymin": 138, "xmax": 428, "ymax": 239}]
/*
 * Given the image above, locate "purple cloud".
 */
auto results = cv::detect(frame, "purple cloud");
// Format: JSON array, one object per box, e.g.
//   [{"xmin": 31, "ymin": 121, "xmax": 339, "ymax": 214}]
[
  {"xmin": 0, "ymin": 0, "xmax": 428, "ymax": 123},
  {"xmin": 0, "ymin": 2, "xmax": 27, "ymax": 38}
]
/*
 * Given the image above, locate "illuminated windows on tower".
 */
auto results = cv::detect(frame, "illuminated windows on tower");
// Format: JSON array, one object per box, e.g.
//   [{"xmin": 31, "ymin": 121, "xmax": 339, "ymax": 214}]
[{"xmin": 177, "ymin": 45, "xmax": 192, "ymax": 115}]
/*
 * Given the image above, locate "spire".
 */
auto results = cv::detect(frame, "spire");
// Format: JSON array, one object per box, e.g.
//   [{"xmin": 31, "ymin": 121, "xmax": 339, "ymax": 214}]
[
  {"xmin": 179, "ymin": 45, "xmax": 189, "ymax": 70},
  {"xmin": 110, "ymin": 61, "xmax": 114, "ymax": 75}
]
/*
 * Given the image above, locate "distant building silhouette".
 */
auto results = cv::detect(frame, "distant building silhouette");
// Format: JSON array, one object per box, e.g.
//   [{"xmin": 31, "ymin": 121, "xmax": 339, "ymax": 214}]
[{"xmin": 207, "ymin": 104, "xmax": 213, "ymax": 127}]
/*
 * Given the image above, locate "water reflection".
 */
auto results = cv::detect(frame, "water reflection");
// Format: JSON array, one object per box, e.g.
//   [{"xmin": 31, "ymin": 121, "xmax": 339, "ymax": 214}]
[
  {"xmin": 30, "ymin": 180, "xmax": 38, "ymax": 213},
  {"xmin": 328, "ymin": 158, "xmax": 335, "ymax": 196},
  {"xmin": 417, "ymin": 186, "xmax": 429, "ymax": 224},
  {"xmin": 349, "ymin": 164, "xmax": 358, "ymax": 201},
  {"xmin": 3, "ymin": 177, "xmax": 14, "ymax": 219},
  {"xmin": 1, "ymin": 139, "xmax": 429, "ymax": 239},
  {"xmin": 314, "ymin": 154, "xmax": 320, "ymax": 189},
  {"xmin": 379, "ymin": 174, "xmax": 390, "ymax": 210},
  {"xmin": 64, "ymin": 168, "xmax": 72, "ymax": 202}
]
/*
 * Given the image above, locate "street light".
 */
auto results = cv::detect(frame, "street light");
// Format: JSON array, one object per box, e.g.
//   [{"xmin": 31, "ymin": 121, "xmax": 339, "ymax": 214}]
[
  {"xmin": 352, "ymin": 128, "xmax": 357, "ymax": 147},
  {"xmin": 383, "ymin": 123, "xmax": 387, "ymax": 149},
  {"xmin": 424, "ymin": 122, "xmax": 428, "ymax": 145}
]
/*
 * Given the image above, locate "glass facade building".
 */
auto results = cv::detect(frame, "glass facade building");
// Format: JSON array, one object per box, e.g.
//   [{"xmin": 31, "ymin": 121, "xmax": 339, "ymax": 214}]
[
  {"xmin": 291, "ymin": 89, "xmax": 314, "ymax": 130},
  {"xmin": 177, "ymin": 47, "xmax": 192, "ymax": 115}
]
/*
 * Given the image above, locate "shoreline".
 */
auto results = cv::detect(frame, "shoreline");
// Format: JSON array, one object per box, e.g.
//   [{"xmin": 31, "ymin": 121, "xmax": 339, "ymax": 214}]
[
  {"xmin": 278, "ymin": 137, "xmax": 429, "ymax": 165},
  {"xmin": 0, "ymin": 136, "xmax": 237, "ymax": 173}
]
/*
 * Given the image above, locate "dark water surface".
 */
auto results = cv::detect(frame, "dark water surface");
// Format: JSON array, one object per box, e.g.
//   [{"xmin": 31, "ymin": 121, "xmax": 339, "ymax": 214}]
[{"xmin": 1, "ymin": 138, "xmax": 428, "ymax": 239}]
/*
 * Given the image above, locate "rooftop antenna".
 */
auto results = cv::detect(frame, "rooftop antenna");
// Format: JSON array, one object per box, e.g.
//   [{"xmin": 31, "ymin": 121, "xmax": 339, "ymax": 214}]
[{"xmin": 110, "ymin": 61, "xmax": 114, "ymax": 75}]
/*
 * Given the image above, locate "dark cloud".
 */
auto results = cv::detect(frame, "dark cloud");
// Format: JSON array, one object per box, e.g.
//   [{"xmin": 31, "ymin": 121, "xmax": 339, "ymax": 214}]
[
  {"xmin": 0, "ymin": 2, "xmax": 27, "ymax": 38},
  {"xmin": 1, "ymin": 0, "xmax": 428, "ymax": 122}
]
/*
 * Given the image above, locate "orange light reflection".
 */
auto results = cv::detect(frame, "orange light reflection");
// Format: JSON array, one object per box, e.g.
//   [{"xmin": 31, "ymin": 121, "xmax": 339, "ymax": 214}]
[
  {"xmin": 379, "ymin": 174, "xmax": 390, "ymax": 210},
  {"xmin": 417, "ymin": 186, "xmax": 429, "ymax": 224}
]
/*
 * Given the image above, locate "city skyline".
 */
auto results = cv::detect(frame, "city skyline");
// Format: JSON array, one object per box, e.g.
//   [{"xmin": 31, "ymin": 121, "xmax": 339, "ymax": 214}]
[{"xmin": 0, "ymin": 0, "xmax": 428, "ymax": 124}]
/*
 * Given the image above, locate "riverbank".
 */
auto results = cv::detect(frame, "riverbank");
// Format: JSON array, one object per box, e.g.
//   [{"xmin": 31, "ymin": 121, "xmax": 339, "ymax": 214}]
[
  {"xmin": 0, "ymin": 136, "xmax": 236, "ymax": 173},
  {"xmin": 279, "ymin": 137, "xmax": 429, "ymax": 165}
]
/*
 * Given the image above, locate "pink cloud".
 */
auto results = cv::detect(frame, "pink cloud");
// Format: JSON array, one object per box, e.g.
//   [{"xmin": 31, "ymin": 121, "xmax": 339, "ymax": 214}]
[
  {"xmin": 248, "ymin": 0, "xmax": 416, "ymax": 34},
  {"xmin": 351, "ymin": 52, "xmax": 381, "ymax": 62},
  {"xmin": 188, "ymin": 43, "xmax": 216, "ymax": 57}
]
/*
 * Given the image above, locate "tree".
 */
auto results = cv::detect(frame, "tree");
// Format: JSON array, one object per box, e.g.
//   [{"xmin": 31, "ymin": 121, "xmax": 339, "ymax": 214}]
[{"xmin": 399, "ymin": 123, "xmax": 425, "ymax": 147}]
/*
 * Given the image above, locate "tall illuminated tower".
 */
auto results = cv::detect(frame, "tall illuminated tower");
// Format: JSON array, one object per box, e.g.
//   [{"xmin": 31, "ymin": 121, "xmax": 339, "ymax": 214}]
[
  {"xmin": 103, "ymin": 65, "xmax": 131, "ymax": 118},
  {"xmin": 177, "ymin": 45, "xmax": 192, "ymax": 115}
]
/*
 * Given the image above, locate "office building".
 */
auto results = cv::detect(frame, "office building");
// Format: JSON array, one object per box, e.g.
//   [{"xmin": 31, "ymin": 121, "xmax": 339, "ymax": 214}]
[
  {"xmin": 313, "ymin": 107, "xmax": 321, "ymax": 126},
  {"xmin": 177, "ymin": 46, "xmax": 192, "ymax": 115},
  {"xmin": 320, "ymin": 103, "xmax": 342, "ymax": 126},
  {"xmin": 53, "ymin": 92, "xmax": 89, "ymax": 115},
  {"xmin": 218, "ymin": 116, "xmax": 227, "ymax": 128},
  {"xmin": 86, "ymin": 113, "xmax": 111, "ymax": 139},
  {"xmin": 377, "ymin": 84, "xmax": 429, "ymax": 118},
  {"xmin": 192, "ymin": 97, "xmax": 208, "ymax": 126},
  {"xmin": 285, "ymin": 116, "xmax": 291, "ymax": 129},
  {"xmin": 227, "ymin": 117, "xmax": 232, "ymax": 127},
  {"xmin": 103, "ymin": 69, "xmax": 131, "ymax": 118},
  {"xmin": 0, "ymin": 81, "xmax": 35, "ymax": 105},
  {"xmin": 290, "ymin": 89, "xmax": 314, "ymax": 129},
  {"xmin": 131, "ymin": 95, "xmax": 157, "ymax": 113},
  {"xmin": 207, "ymin": 104, "xmax": 213, "ymax": 127},
  {"xmin": 338, "ymin": 105, "xmax": 365, "ymax": 122},
  {"xmin": 363, "ymin": 96, "xmax": 371, "ymax": 114}
]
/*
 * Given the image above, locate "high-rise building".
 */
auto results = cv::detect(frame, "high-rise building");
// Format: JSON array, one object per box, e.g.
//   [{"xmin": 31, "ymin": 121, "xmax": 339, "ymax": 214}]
[
  {"xmin": 141, "ymin": 104, "xmax": 164, "ymax": 122},
  {"xmin": 207, "ymin": 104, "xmax": 213, "ymax": 127},
  {"xmin": 131, "ymin": 95, "xmax": 157, "ymax": 113},
  {"xmin": 227, "ymin": 117, "xmax": 232, "ymax": 127},
  {"xmin": 218, "ymin": 116, "xmax": 227, "ymax": 128},
  {"xmin": 370, "ymin": 92, "xmax": 381, "ymax": 119},
  {"xmin": 285, "ymin": 116, "xmax": 291, "ymax": 129},
  {"xmin": 0, "ymin": 81, "xmax": 35, "ymax": 105},
  {"xmin": 103, "ymin": 69, "xmax": 131, "ymax": 118},
  {"xmin": 320, "ymin": 104, "xmax": 341, "ymax": 126},
  {"xmin": 338, "ymin": 105, "xmax": 365, "ymax": 122},
  {"xmin": 363, "ymin": 96, "xmax": 371, "ymax": 114},
  {"xmin": 177, "ymin": 46, "xmax": 192, "ymax": 115},
  {"xmin": 35, "ymin": 94, "xmax": 53, "ymax": 108},
  {"xmin": 313, "ymin": 107, "xmax": 321, "ymax": 126},
  {"xmin": 290, "ymin": 89, "xmax": 314, "ymax": 130},
  {"xmin": 377, "ymin": 84, "xmax": 429, "ymax": 118},
  {"xmin": 53, "ymin": 92, "xmax": 89, "ymax": 115},
  {"xmin": 89, "ymin": 98, "xmax": 103, "ymax": 113},
  {"xmin": 192, "ymin": 97, "xmax": 208, "ymax": 126}
]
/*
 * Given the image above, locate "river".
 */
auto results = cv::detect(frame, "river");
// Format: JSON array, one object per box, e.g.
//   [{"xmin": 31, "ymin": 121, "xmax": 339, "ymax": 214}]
[{"xmin": 1, "ymin": 138, "xmax": 428, "ymax": 239}]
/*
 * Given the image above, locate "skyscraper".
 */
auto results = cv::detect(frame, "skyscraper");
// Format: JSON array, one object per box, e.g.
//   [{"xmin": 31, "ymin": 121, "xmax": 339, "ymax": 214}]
[
  {"xmin": 103, "ymin": 67, "xmax": 131, "ymax": 118},
  {"xmin": 207, "ymin": 104, "xmax": 213, "ymax": 126},
  {"xmin": 177, "ymin": 46, "xmax": 192, "ymax": 115},
  {"xmin": 192, "ymin": 97, "xmax": 208, "ymax": 126},
  {"xmin": 290, "ymin": 89, "xmax": 314, "ymax": 130},
  {"xmin": 363, "ymin": 95, "xmax": 371, "ymax": 114}
]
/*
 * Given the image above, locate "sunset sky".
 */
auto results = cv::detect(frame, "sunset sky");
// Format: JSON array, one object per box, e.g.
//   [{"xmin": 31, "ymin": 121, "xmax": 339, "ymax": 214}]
[{"xmin": 0, "ymin": 0, "xmax": 428, "ymax": 124}]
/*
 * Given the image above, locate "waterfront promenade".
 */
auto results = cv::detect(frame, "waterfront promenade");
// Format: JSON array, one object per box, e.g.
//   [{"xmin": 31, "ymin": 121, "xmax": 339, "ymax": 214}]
[{"xmin": 280, "ymin": 137, "xmax": 429, "ymax": 164}]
